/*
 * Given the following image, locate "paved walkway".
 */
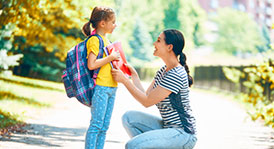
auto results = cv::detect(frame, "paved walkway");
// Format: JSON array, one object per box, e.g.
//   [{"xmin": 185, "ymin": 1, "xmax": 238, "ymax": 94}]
[{"xmin": 0, "ymin": 83, "xmax": 274, "ymax": 149}]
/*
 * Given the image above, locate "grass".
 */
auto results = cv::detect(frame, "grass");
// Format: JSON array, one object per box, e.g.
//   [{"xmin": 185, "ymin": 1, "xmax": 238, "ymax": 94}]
[
  {"xmin": 0, "ymin": 74, "xmax": 65, "ymax": 129},
  {"xmin": 0, "ymin": 109, "xmax": 23, "ymax": 129}
]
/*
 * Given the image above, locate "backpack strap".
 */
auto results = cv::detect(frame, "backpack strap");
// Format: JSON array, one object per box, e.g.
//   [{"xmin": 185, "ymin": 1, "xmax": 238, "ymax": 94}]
[
  {"xmin": 84, "ymin": 34, "xmax": 105, "ymax": 80},
  {"xmin": 92, "ymin": 34, "xmax": 104, "ymax": 79}
]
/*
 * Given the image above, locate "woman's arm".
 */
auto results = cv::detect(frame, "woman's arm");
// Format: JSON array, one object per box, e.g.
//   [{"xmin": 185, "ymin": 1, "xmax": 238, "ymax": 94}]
[
  {"xmin": 127, "ymin": 64, "xmax": 155, "ymax": 95},
  {"xmin": 146, "ymin": 80, "xmax": 155, "ymax": 95},
  {"xmin": 128, "ymin": 65, "xmax": 145, "ymax": 93},
  {"xmin": 112, "ymin": 69, "xmax": 171, "ymax": 107},
  {"xmin": 87, "ymin": 51, "xmax": 120, "ymax": 70}
]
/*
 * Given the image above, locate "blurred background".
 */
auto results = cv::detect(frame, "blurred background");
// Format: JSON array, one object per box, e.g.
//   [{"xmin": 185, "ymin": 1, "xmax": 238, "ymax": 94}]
[{"xmin": 0, "ymin": 0, "xmax": 274, "ymax": 148}]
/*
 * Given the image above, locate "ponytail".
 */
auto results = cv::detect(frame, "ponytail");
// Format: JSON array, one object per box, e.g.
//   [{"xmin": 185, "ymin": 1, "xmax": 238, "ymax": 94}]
[
  {"xmin": 82, "ymin": 22, "xmax": 91, "ymax": 37},
  {"xmin": 179, "ymin": 53, "xmax": 193, "ymax": 87},
  {"xmin": 82, "ymin": 6, "xmax": 115, "ymax": 37}
]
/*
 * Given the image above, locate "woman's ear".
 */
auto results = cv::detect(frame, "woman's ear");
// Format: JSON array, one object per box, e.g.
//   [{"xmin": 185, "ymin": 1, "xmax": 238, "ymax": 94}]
[{"xmin": 167, "ymin": 44, "xmax": 173, "ymax": 52}]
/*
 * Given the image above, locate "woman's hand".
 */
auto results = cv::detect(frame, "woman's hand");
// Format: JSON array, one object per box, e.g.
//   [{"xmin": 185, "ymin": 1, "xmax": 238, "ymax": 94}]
[
  {"xmin": 125, "ymin": 64, "xmax": 138, "ymax": 77},
  {"xmin": 111, "ymin": 68, "xmax": 128, "ymax": 84}
]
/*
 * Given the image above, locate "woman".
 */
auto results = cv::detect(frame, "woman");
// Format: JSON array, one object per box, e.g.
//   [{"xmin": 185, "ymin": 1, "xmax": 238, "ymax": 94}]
[{"xmin": 112, "ymin": 29, "xmax": 197, "ymax": 149}]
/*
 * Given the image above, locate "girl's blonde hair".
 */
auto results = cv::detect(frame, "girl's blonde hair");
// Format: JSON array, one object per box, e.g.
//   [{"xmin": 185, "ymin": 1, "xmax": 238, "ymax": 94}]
[{"xmin": 82, "ymin": 6, "xmax": 115, "ymax": 36}]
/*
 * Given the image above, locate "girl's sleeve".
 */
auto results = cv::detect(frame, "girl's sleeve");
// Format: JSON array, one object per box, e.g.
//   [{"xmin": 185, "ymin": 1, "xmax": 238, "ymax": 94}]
[{"xmin": 86, "ymin": 37, "xmax": 100, "ymax": 59}]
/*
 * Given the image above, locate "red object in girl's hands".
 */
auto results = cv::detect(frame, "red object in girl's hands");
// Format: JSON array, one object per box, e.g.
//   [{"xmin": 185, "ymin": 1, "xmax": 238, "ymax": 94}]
[{"xmin": 106, "ymin": 42, "xmax": 131, "ymax": 77}]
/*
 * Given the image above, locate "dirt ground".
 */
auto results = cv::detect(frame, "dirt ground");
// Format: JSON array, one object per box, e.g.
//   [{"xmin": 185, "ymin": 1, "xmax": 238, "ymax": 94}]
[{"xmin": 0, "ymin": 84, "xmax": 274, "ymax": 149}]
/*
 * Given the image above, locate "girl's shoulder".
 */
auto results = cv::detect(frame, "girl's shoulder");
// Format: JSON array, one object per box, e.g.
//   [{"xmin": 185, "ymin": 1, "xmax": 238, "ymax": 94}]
[{"xmin": 87, "ymin": 36, "xmax": 100, "ymax": 44}]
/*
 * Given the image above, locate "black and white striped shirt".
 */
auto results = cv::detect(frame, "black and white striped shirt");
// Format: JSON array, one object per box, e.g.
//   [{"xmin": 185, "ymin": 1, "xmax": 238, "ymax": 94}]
[{"xmin": 154, "ymin": 65, "xmax": 196, "ymax": 134}]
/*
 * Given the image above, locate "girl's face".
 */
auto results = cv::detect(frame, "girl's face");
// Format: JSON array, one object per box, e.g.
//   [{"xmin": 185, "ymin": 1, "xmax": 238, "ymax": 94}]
[
  {"xmin": 153, "ymin": 32, "xmax": 169, "ymax": 57},
  {"xmin": 104, "ymin": 15, "xmax": 117, "ymax": 34}
]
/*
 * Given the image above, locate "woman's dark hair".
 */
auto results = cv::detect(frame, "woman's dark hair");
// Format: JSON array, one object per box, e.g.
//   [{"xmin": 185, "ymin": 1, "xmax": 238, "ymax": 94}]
[
  {"xmin": 82, "ymin": 6, "xmax": 115, "ymax": 37},
  {"xmin": 163, "ymin": 29, "xmax": 193, "ymax": 87}
]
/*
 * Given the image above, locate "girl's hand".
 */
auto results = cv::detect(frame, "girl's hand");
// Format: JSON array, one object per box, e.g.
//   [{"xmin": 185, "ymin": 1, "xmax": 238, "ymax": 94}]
[
  {"xmin": 111, "ymin": 68, "xmax": 128, "ymax": 83},
  {"xmin": 110, "ymin": 49, "xmax": 120, "ymax": 61},
  {"xmin": 125, "ymin": 64, "xmax": 138, "ymax": 77}
]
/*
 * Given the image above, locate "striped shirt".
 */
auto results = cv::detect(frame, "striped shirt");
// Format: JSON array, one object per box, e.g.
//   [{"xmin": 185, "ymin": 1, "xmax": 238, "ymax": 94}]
[{"xmin": 154, "ymin": 65, "xmax": 196, "ymax": 134}]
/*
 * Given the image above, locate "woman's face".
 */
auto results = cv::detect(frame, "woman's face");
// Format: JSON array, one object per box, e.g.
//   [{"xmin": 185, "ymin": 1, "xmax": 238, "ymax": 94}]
[{"xmin": 153, "ymin": 32, "xmax": 169, "ymax": 57}]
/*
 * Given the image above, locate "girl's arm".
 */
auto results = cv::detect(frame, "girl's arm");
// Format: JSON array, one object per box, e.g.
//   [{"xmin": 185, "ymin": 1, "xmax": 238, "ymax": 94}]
[
  {"xmin": 87, "ymin": 50, "xmax": 120, "ymax": 70},
  {"xmin": 112, "ymin": 69, "xmax": 171, "ymax": 108}
]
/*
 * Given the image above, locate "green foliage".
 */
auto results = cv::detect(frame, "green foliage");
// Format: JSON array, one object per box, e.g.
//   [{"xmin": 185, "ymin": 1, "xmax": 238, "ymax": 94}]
[
  {"xmin": 0, "ymin": 0, "xmax": 208, "ymax": 81},
  {"xmin": 223, "ymin": 60, "xmax": 274, "ymax": 128},
  {"xmin": 114, "ymin": 0, "xmax": 207, "ymax": 58},
  {"xmin": 129, "ymin": 18, "xmax": 153, "ymax": 66},
  {"xmin": 0, "ymin": 25, "xmax": 12, "ymax": 51},
  {"xmin": 222, "ymin": 67, "xmax": 243, "ymax": 83},
  {"xmin": 0, "ymin": 109, "xmax": 22, "ymax": 129},
  {"xmin": 0, "ymin": 50, "xmax": 23, "ymax": 71},
  {"xmin": 193, "ymin": 23, "xmax": 204, "ymax": 47},
  {"xmin": 0, "ymin": 25, "xmax": 23, "ymax": 71},
  {"xmin": 111, "ymin": 0, "xmax": 165, "ymax": 59},
  {"xmin": 212, "ymin": 8, "xmax": 263, "ymax": 55},
  {"xmin": 135, "ymin": 66, "xmax": 160, "ymax": 81},
  {"xmin": 177, "ymin": 0, "xmax": 207, "ymax": 49},
  {"xmin": 0, "ymin": 0, "xmax": 85, "ymax": 80},
  {"xmin": 0, "ymin": 0, "xmax": 83, "ymax": 60},
  {"xmin": 0, "ymin": 75, "xmax": 64, "ymax": 129},
  {"xmin": 163, "ymin": 0, "xmax": 181, "ymax": 29},
  {"xmin": 12, "ymin": 43, "xmax": 66, "ymax": 82},
  {"xmin": 257, "ymin": 25, "xmax": 271, "ymax": 53}
]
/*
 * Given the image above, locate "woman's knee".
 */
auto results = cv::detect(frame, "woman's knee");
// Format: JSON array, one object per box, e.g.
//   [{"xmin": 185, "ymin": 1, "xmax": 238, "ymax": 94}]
[
  {"xmin": 122, "ymin": 110, "xmax": 139, "ymax": 126},
  {"xmin": 125, "ymin": 138, "xmax": 140, "ymax": 149}
]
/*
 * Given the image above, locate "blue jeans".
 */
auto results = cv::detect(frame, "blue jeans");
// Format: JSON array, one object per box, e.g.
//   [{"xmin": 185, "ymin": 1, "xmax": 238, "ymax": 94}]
[
  {"xmin": 85, "ymin": 85, "xmax": 117, "ymax": 149},
  {"xmin": 122, "ymin": 110, "xmax": 197, "ymax": 149}
]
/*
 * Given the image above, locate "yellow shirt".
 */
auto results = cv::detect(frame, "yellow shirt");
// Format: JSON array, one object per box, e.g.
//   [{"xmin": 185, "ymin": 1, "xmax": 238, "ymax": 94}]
[{"xmin": 86, "ymin": 35, "xmax": 117, "ymax": 87}]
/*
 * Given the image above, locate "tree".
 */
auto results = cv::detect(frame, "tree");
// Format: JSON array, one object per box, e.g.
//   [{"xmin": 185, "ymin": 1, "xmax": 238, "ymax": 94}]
[
  {"xmin": 0, "ymin": 24, "xmax": 23, "ymax": 75},
  {"xmin": 212, "ymin": 8, "xmax": 263, "ymax": 55},
  {"xmin": 178, "ymin": 0, "xmax": 207, "ymax": 49},
  {"xmin": 129, "ymin": 18, "xmax": 153, "ymax": 66},
  {"xmin": 111, "ymin": 0, "xmax": 165, "ymax": 59},
  {"xmin": 161, "ymin": 0, "xmax": 207, "ymax": 49},
  {"xmin": 163, "ymin": 0, "xmax": 181, "ymax": 29},
  {"xmin": 257, "ymin": 25, "xmax": 271, "ymax": 53},
  {"xmin": 0, "ymin": 0, "xmax": 93, "ymax": 81},
  {"xmin": 0, "ymin": 0, "xmax": 85, "ymax": 60}
]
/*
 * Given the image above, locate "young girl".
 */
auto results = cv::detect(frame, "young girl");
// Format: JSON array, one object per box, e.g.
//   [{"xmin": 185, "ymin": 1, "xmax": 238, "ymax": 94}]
[
  {"xmin": 112, "ymin": 29, "xmax": 197, "ymax": 149},
  {"xmin": 82, "ymin": 6, "xmax": 120, "ymax": 149}
]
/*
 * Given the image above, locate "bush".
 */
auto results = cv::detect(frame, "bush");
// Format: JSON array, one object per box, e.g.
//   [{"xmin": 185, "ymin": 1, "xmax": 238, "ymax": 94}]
[{"xmin": 223, "ymin": 60, "xmax": 274, "ymax": 128}]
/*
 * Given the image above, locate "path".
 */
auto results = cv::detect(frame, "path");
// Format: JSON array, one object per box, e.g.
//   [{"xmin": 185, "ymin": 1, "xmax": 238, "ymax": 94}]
[{"xmin": 0, "ymin": 84, "xmax": 273, "ymax": 149}]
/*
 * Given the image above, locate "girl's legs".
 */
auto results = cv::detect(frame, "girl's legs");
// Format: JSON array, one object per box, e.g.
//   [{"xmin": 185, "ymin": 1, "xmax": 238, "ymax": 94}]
[
  {"xmin": 85, "ymin": 86, "xmax": 117, "ymax": 149},
  {"xmin": 96, "ymin": 87, "xmax": 117, "ymax": 148}
]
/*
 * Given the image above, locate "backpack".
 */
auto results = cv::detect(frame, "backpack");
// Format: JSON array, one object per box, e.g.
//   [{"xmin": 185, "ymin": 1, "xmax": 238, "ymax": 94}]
[{"xmin": 62, "ymin": 34, "xmax": 105, "ymax": 107}]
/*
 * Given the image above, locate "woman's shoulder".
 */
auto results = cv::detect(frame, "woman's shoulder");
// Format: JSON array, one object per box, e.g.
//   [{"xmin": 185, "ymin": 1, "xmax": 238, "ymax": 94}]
[
  {"xmin": 159, "ymin": 65, "xmax": 166, "ymax": 72},
  {"xmin": 171, "ymin": 66, "xmax": 186, "ymax": 73},
  {"xmin": 168, "ymin": 66, "xmax": 187, "ymax": 79}
]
